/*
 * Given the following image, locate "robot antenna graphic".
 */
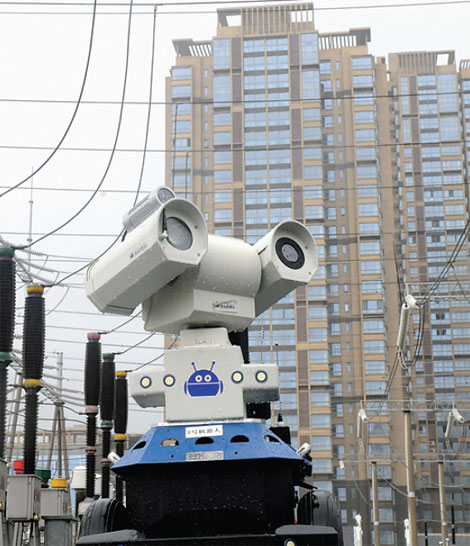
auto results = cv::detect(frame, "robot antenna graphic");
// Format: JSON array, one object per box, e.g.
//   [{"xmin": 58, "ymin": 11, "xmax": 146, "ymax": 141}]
[{"xmin": 184, "ymin": 361, "xmax": 224, "ymax": 397}]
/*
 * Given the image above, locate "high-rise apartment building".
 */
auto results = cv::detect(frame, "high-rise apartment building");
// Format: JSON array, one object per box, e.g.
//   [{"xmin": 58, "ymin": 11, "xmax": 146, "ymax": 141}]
[{"xmin": 165, "ymin": 4, "xmax": 470, "ymax": 543}]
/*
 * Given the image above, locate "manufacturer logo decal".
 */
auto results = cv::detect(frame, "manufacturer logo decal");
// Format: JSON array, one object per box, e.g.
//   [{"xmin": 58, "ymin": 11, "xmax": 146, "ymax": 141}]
[
  {"xmin": 212, "ymin": 299, "xmax": 237, "ymax": 312},
  {"xmin": 130, "ymin": 243, "xmax": 147, "ymax": 260},
  {"xmin": 184, "ymin": 362, "xmax": 224, "ymax": 397}
]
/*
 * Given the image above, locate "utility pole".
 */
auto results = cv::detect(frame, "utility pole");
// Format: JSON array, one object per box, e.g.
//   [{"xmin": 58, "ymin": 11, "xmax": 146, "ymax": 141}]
[
  {"xmin": 7, "ymin": 371, "xmax": 23, "ymax": 463},
  {"xmin": 371, "ymin": 461, "xmax": 381, "ymax": 546},
  {"xmin": 438, "ymin": 461, "xmax": 448, "ymax": 545},
  {"xmin": 404, "ymin": 409, "xmax": 418, "ymax": 546},
  {"xmin": 46, "ymin": 353, "xmax": 69, "ymax": 478}
]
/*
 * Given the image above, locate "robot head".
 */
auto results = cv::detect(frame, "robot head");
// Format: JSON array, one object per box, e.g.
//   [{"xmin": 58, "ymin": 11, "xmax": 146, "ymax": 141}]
[{"xmin": 184, "ymin": 362, "xmax": 224, "ymax": 397}]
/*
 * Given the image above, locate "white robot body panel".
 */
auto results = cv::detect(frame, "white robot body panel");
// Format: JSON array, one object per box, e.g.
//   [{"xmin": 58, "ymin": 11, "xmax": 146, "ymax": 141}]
[{"xmin": 129, "ymin": 328, "xmax": 280, "ymax": 422}]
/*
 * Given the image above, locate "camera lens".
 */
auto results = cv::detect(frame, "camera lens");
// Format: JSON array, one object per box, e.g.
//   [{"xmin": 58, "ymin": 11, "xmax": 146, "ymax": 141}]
[
  {"xmin": 166, "ymin": 216, "xmax": 193, "ymax": 250},
  {"xmin": 157, "ymin": 187, "xmax": 174, "ymax": 203},
  {"xmin": 275, "ymin": 237, "xmax": 305, "ymax": 270}
]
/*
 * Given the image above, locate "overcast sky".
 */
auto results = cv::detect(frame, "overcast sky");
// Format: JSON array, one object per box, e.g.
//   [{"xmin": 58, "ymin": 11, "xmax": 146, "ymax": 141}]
[{"xmin": 1, "ymin": 0, "xmax": 469, "ymax": 440}]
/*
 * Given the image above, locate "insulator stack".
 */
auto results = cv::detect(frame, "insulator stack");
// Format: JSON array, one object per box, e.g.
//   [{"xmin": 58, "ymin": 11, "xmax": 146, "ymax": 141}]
[
  {"xmin": 100, "ymin": 353, "xmax": 115, "ymax": 498},
  {"xmin": 114, "ymin": 370, "xmax": 128, "ymax": 503},
  {"xmin": 22, "ymin": 284, "xmax": 45, "ymax": 475},
  {"xmin": 84, "ymin": 332, "xmax": 101, "ymax": 498},
  {"xmin": 0, "ymin": 248, "xmax": 15, "ymax": 459}
]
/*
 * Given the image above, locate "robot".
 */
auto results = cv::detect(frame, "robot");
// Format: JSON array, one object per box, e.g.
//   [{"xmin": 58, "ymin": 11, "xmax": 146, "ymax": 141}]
[{"xmin": 77, "ymin": 187, "xmax": 344, "ymax": 545}]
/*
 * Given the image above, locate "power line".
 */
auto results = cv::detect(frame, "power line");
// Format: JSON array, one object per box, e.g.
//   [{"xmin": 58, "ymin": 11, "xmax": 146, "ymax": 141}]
[
  {"xmin": 1, "ymin": 136, "xmax": 469, "ymax": 154},
  {"xmin": 0, "ymin": 0, "xmax": 98, "ymax": 200},
  {"xmin": 16, "ymin": 0, "xmax": 135, "ymax": 249},
  {"xmin": 0, "ymin": 0, "xmax": 469, "ymax": 10},
  {"xmin": 0, "ymin": 89, "xmax": 467, "ymax": 106}
]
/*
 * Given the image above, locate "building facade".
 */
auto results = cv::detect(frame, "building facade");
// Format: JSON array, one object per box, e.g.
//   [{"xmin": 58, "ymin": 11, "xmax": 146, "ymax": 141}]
[{"xmin": 165, "ymin": 4, "xmax": 470, "ymax": 543}]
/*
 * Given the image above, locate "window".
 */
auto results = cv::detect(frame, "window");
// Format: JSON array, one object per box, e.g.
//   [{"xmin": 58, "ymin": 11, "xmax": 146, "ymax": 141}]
[
  {"xmin": 363, "ymin": 320, "xmax": 384, "ymax": 334},
  {"xmin": 310, "ymin": 370, "xmax": 329, "ymax": 385},
  {"xmin": 311, "ymin": 392, "xmax": 330, "ymax": 407},
  {"xmin": 172, "ymin": 67, "xmax": 191, "ymax": 80},
  {"xmin": 302, "ymin": 70, "xmax": 320, "ymax": 100},
  {"xmin": 363, "ymin": 299, "xmax": 383, "ymax": 313},
  {"xmin": 301, "ymin": 33, "xmax": 319, "ymax": 65},
  {"xmin": 266, "ymin": 37, "xmax": 288, "ymax": 51},
  {"xmin": 359, "ymin": 223, "xmax": 380, "ymax": 235},
  {"xmin": 172, "ymin": 85, "xmax": 191, "ymax": 98},
  {"xmin": 368, "ymin": 443, "xmax": 390, "ymax": 456},
  {"xmin": 311, "ymin": 436, "xmax": 331, "ymax": 451},
  {"xmin": 214, "ymin": 190, "xmax": 232, "ymax": 203},
  {"xmin": 354, "ymin": 92, "xmax": 374, "ymax": 106},
  {"xmin": 313, "ymin": 459, "xmax": 332, "ymax": 473},
  {"xmin": 172, "ymin": 103, "xmax": 190, "ymax": 116},
  {"xmin": 173, "ymin": 137, "xmax": 190, "ymax": 150},
  {"xmin": 364, "ymin": 340, "xmax": 385, "ymax": 354},
  {"xmin": 267, "ymin": 73, "xmax": 289, "ymax": 89},
  {"xmin": 303, "ymin": 108, "xmax": 321, "ymax": 121},
  {"xmin": 355, "ymin": 129, "xmax": 376, "ymax": 142},
  {"xmin": 354, "ymin": 110, "xmax": 375, "ymax": 124},
  {"xmin": 243, "ymin": 56, "xmax": 265, "ymax": 72},
  {"xmin": 366, "ymin": 381, "xmax": 387, "ymax": 395},
  {"xmin": 360, "ymin": 241, "xmax": 380, "ymax": 255},
  {"xmin": 353, "ymin": 74, "xmax": 373, "ymax": 87},
  {"xmin": 304, "ymin": 165, "xmax": 322, "ymax": 179},
  {"xmin": 308, "ymin": 285, "xmax": 326, "ymax": 300},
  {"xmin": 304, "ymin": 147, "xmax": 321, "ymax": 160},
  {"xmin": 213, "ymin": 75, "xmax": 231, "ymax": 103},
  {"xmin": 245, "ymin": 150, "xmax": 267, "ymax": 166},
  {"xmin": 214, "ymin": 112, "xmax": 230, "ymax": 126},
  {"xmin": 309, "ymin": 349, "xmax": 328, "ymax": 363},
  {"xmin": 361, "ymin": 261, "xmax": 381, "ymax": 275},
  {"xmin": 214, "ymin": 151, "xmax": 231, "ymax": 164},
  {"xmin": 333, "ymin": 424, "xmax": 344, "ymax": 438},
  {"xmin": 214, "ymin": 209, "xmax": 232, "ymax": 223},
  {"xmin": 329, "ymin": 343, "xmax": 341, "ymax": 356},
  {"xmin": 309, "ymin": 306, "xmax": 328, "ymax": 320},
  {"xmin": 213, "ymin": 38, "xmax": 230, "ymax": 69},
  {"xmin": 357, "ymin": 165, "xmax": 377, "ymax": 179},
  {"xmin": 214, "ymin": 170, "xmax": 231, "ymax": 184},
  {"xmin": 357, "ymin": 184, "xmax": 378, "ymax": 197},
  {"xmin": 358, "ymin": 203, "xmax": 379, "ymax": 217},
  {"xmin": 311, "ymin": 414, "xmax": 331, "ymax": 428},
  {"xmin": 304, "ymin": 126, "xmax": 321, "ymax": 141},
  {"xmin": 365, "ymin": 361, "xmax": 386, "ymax": 374},
  {"xmin": 309, "ymin": 328, "xmax": 328, "ymax": 342},
  {"xmin": 352, "ymin": 56, "xmax": 372, "ymax": 70}
]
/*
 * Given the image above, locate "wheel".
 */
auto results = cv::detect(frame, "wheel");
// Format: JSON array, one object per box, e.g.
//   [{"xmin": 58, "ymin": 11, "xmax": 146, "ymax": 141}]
[
  {"xmin": 78, "ymin": 498, "xmax": 131, "ymax": 537},
  {"xmin": 297, "ymin": 489, "xmax": 344, "ymax": 546}
]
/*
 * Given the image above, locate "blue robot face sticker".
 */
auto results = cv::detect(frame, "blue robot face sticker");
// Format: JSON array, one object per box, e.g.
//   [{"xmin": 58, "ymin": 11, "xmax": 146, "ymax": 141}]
[{"xmin": 184, "ymin": 362, "xmax": 224, "ymax": 397}]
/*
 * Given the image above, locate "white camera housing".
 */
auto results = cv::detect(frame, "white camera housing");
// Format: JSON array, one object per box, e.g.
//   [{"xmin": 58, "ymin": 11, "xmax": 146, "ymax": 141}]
[
  {"xmin": 143, "ymin": 234, "xmax": 262, "ymax": 333},
  {"xmin": 85, "ymin": 198, "xmax": 208, "ymax": 315},
  {"xmin": 122, "ymin": 186, "xmax": 175, "ymax": 233},
  {"xmin": 253, "ymin": 220, "xmax": 318, "ymax": 315},
  {"xmin": 142, "ymin": 222, "xmax": 317, "ymax": 334}
]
